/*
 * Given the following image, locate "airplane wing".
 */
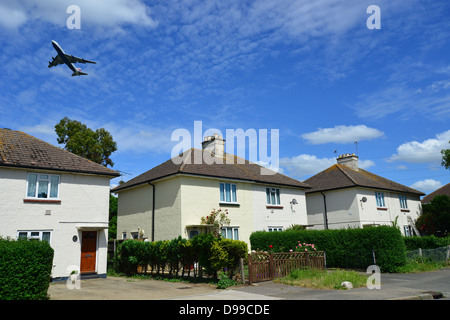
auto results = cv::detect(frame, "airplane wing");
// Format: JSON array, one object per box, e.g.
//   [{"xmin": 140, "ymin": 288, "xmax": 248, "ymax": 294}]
[
  {"xmin": 48, "ymin": 55, "xmax": 64, "ymax": 68},
  {"xmin": 65, "ymin": 54, "xmax": 96, "ymax": 64}
]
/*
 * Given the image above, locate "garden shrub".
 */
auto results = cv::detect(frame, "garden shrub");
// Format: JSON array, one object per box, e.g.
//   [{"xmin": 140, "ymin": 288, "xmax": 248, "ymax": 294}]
[
  {"xmin": 250, "ymin": 226, "xmax": 407, "ymax": 272},
  {"xmin": 114, "ymin": 234, "xmax": 247, "ymax": 279},
  {"xmin": 0, "ymin": 238, "xmax": 54, "ymax": 300},
  {"xmin": 403, "ymin": 235, "xmax": 450, "ymax": 251}
]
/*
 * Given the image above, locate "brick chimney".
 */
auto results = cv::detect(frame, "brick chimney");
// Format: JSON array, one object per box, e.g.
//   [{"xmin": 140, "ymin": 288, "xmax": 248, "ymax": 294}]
[
  {"xmin": 201, "ymin": 133, "xmax": 225, "ymax": 157},
  {"xmin": 337, "ymin": 153, "xmax": 359, "ymax": 171}
]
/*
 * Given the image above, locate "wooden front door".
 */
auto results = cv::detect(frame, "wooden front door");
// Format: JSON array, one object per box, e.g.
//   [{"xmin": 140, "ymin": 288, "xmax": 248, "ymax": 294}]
[{"xmin": 80, "ymin": 231, "xmax": 97, "ymax": 274}]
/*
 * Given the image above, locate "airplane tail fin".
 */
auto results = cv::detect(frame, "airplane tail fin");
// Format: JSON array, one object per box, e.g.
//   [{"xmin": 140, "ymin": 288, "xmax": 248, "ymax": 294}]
[{"xmin": 72, "ymin": 71, "xmax": 88, "ymax": 76}]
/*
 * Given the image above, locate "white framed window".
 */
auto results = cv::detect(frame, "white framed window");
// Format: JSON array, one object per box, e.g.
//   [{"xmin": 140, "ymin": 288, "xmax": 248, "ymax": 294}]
[
  {"xmin": 221, "ymin": 227, "xmax": 239, "ymax": 240},
  {"xmin": 399, "ymin": 195, "xmax": 408, "ymax": 209},
  {"xmin": 403, "ymin": 225, "xmax": 412, "ymax": 237},
  {"xmin": 268, "ymin": 227, "xmax": 283, "ymax": 232},
  {"xmin": 26, "ymin": 173, "xmax": 60, "ymax": 199},
  {"xmin": 375, "ymin": 192, "xmax": 385, "ymax": 207},
  {"xmin": 122, "ymin": 232, "xmax": 127, "ymax": 239},
  {"xmin": 17, "ymin": 230, "xmax": 51, "ymax": 243},
  {"xmin": 220, "ymin": 182, "xmax": 237, "ymax": 203},
  {"xmin": 266, "ymin": 187, "xmax": 280, "ymax": 205}
]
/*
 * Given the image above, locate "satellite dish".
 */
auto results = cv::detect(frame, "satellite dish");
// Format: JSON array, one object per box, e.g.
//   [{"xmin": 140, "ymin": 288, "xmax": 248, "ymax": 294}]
[{"xmin": 361, "ymin": 197, "xmax": 367, "ymax": 203}]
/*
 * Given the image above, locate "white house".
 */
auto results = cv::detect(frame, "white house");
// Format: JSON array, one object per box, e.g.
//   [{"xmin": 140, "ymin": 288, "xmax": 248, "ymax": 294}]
[
  {"xmin": 304, "ymin": 153, "xmax": 425, "ymax": 236},
  {"xmin": 0, "ymin": 128, "xmax": 120, "ymax": 280},
  {"xmin": 112, "ymin": 135, "xmax": 311, "ymax": 245}
]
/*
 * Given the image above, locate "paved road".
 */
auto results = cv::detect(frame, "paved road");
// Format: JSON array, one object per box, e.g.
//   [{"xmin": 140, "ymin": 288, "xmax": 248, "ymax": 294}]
[{"xmin": 48, "ymin": 268, "xmax": 450, "ymax": 301}]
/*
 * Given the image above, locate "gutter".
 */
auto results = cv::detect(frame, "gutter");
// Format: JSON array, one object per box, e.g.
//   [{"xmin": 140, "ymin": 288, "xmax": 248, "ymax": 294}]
[
  {"xmin": 320, "ymin": 191, "xmax": 329, "ymax": 230},
  {"xmin": 148, "ymin": 182, "xmax": 156, "ymax": 242}
]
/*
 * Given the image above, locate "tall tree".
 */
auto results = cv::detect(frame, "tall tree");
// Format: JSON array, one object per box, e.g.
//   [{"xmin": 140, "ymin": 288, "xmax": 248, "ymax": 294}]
[
  {"xmin": 55, "ymin": 117, "xmax": 117, "ymax": 167},
  {"xmin": 442, "ymin": 142, "xmax": 450, "ymax": 169}
]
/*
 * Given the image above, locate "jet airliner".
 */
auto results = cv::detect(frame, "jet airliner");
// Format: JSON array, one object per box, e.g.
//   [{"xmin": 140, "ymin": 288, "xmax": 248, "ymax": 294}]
[{"xmin": 48, "ymin": 40, "xmax": 96, "ymax": 76}]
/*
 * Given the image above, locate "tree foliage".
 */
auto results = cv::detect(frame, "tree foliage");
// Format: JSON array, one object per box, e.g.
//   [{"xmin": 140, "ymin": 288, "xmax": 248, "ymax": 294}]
[
  {"xmin": 417, "ymin": 194, "xmax": 450, "ymax": 237},
  {"xmin": 55, "ymin": 117, "xmax": 117, "ymax": 167},
  {"xmin": 442, "ymin": 143, "xmax": 450, "ymax": 170}
]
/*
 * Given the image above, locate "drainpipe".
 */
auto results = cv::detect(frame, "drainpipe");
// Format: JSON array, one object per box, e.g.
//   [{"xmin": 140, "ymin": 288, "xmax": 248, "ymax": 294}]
[
  {"xmin": 148, "ymin": 182, "xmax": 155, "ymax": 242},
  {"xmin": 321, "ymin": 192, "xmax": 329, "ymax": 230}
]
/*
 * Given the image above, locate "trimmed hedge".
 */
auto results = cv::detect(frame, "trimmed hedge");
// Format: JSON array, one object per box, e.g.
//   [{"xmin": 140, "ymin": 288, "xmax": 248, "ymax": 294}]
[
  {"xmin": 403, "ymin": 235, "xmax": 450, "ymax": 250},
  {"xmin": 0, "ymin": 238, "xmax": 54, "ymax": 300},
  {"xmin": 115, "ymin": 234, "xmax": 247, "ymax": 279},
  {"xmin": 250, "ymin": 226, "xmax": 407, "ymax": 272}
]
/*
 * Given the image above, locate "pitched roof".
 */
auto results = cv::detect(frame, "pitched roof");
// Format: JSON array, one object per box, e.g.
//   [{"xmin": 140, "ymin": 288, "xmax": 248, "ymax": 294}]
[
  {"xmin": 112, "ymin": 148, "xmax": 310, "ymax": 192},
  {"xmin": 421, "ymin": 183, "xmax": 450, "ymax": 203},
  {"xmin": 304, "ymin": 164, "xmax": 425, "ymax": 196},
  {"xmin": 0, "ymin": 128, "xmax": 120, "ymax": 177}
]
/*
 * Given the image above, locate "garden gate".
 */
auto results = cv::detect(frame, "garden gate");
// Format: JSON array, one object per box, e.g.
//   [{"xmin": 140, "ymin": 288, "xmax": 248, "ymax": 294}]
[{"xmin": 248, "ymin": 251, "xmax": 326, "ymax": 284}]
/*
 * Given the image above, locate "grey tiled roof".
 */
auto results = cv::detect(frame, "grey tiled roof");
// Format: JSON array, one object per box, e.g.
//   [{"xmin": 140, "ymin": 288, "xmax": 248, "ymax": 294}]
[
  {"xmin": 112, "ymin": 148, "xmax": 310, "ymax": 192},
  {"xmin": 0, "ymin": 128, "xmax": 120, "ymax": 177},
  {"xmin": 304, "ymin": 164, "xmax": 425, "ymax": 196}
]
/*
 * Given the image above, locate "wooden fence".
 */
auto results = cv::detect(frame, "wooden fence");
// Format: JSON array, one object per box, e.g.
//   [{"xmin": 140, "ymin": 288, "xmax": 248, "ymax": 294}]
[{"xmin": 248, "ymin": 251, "xmax": 326, "ymax": 284}]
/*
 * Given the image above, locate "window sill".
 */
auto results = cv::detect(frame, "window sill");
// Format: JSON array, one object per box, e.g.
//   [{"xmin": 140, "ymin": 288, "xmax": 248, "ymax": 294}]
[
  {"xmin": 377, "ymin": 207, "xmax": 387, "ymax": 211},
  {"xmin": 24, "ymin": 199, "xmax": 61, "ymax": 204},
  {"xmin": 401, "ymin": 209, "xmax": 410, "ymax": 212},
  {"xmin": 219, "ymin": 202, "xmax": 240, "ymax": 207},
  {"xmin": 266, "ymin": 205, "xmax": 284, "ymax": 209}
]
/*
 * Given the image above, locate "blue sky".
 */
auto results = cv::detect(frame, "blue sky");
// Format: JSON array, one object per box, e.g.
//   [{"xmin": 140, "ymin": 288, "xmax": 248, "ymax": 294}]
[{"xmin": 1, "ymin": 0, "xmax": 449, "ymax": 195}]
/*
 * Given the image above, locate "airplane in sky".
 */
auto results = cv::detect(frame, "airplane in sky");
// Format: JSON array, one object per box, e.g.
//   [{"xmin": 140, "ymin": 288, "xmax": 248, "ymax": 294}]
[{"xmin": 48, "ymin": 40, "xmax": 96, "ymax": 76}]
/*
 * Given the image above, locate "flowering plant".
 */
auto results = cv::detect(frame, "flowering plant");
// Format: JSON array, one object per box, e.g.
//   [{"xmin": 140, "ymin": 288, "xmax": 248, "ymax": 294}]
[
  {"xmin": 201, "ymin": 208, "xmax": 230, "ymax": 238},
  {"xmin": 290, "ymin": 241, "xmax": 318, "ymax": 253}
]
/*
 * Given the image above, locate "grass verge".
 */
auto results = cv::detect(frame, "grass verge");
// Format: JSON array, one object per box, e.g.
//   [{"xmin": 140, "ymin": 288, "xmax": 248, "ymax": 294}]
[{"xmin": 274, "ymin": 268, "xmax": 368, "ymax": 290}]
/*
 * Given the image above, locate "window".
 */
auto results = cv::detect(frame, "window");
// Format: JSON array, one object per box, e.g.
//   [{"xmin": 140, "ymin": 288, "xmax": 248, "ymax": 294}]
[
  {"xmin": 268, "ymin": 227, "xmax": 283, "ymax": 232},
  {"xmin": 266, "ymin": 187, "xmax": 280, "ymax": 205},
  {"xmin": 404, "ymin": 226, "xmax": 412, "ymax": 237},
  {"xmin": 399, "ymin": 195, "xmax": 408, "ymax": 209},
  {"xmin": 221, "ymin": 227, "xmax": 239, "ymax": 240},
  {"xmin": 122, "ymin": 232, "xmax": 127, "ymax": 239},
  {"xmin": 220, "ymin": 183, "xmax": 237, "ymax": 203},
  {"xmin": 27, "ymin": 173, "xmax": 60, "ymax": 199},
  {"xmin": 17, "ymin": 231, "xmax": 51, "ymax": 243},
  {"xmin": 375, "ymin": 192, "xmax": 385, "ymax": 207}
]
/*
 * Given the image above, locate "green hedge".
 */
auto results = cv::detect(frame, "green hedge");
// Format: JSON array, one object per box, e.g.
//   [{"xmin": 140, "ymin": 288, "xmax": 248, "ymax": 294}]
[
  {"xmin": 403, "ymin": 235, "xmax": 450, "ymax": 250},
  {"xmin": 250, "ymin": 226, "xmax": 407, "ymax": 272},
  {"xmin": 115, "ymin": 234, "xmax": 247, "ymax": 279},
  {"xmin": 0, "ymin": 238, "xmax": 54, "ymax": 300}
]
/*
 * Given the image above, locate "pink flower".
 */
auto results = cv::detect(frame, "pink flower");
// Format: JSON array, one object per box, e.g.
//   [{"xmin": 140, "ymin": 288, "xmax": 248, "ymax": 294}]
[{"xmin": 290, "ymin": 249, "xmax": 293, "ymax": 252}]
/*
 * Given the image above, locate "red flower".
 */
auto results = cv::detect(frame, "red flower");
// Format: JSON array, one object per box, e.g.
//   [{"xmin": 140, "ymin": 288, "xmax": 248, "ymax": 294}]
[{"xmin": 269, "ymin": 245, "xmax": 273, "ymax": 248}]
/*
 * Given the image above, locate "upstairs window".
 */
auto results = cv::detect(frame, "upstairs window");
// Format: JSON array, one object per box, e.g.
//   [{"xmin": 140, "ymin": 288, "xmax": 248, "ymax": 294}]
[
  {"xmin": 27, "ymin": 173, "xmax": 60, "ymax": 199},
  {"xmin": 220, "ymin": 182, "xmax": 237, "ymax": 203},
  {"xmin": 399, "ymin": 195, "xmax": 408, "ymax": 209},
  {"xmin": 375, "ymin": 192, "xmax": 385, "ymax": 207},
  {"xmin": 266, "ymin": 187, "xmax": 280, "ymax": 205}
]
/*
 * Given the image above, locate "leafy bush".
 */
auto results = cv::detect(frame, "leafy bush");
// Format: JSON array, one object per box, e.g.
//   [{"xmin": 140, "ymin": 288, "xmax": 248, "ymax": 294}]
[
  {"xmin": 114, "ymin": 234, "xmax": 247, "ymax": 279},
  {"xmin": 250, "ymin": 226, "xmax": 406, "ymax": 272},
  {"xmin": 403, "ymin": 235, "xmax": 450, "ymax": 250},
  {"xmin": 0, "ymin": 238, "xmax": 54, "ymax": 300}
]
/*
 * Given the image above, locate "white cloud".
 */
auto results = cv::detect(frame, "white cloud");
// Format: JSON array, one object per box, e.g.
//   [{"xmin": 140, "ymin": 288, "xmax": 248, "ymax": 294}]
[
  {"xmin": 301, "ymin": 125, "xmax": 384, "ymax": 144},
  {"xmin": 410, "ymin": 179, "xmax": 443, "ymax": 193},
  {"xmin": 280, "ymin": 154, "xmax": 336, "ymax": 179},
  {"xmin": 389, "ymin": 130, "xmax": 450, "ymax": 164},
  {"xmin": 0, "ymin": 0, "xmax": 157, "ymax": 30}
]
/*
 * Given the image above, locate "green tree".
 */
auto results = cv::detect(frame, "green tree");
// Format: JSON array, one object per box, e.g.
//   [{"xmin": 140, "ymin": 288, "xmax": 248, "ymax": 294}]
[
  {"xmin": 442, "ymin": 143, "xmax": 450, "ymax": 169},
  {"xmin": 55, "ymin": 117, "xmax": 117, "ymax": 167},
  {"xmin": 109, "ymin": 195, "xmax": 118, "ymax": 240},
  {"xmin": 417, "ymin": 194, "xmax": 450, "ymax": 236}
]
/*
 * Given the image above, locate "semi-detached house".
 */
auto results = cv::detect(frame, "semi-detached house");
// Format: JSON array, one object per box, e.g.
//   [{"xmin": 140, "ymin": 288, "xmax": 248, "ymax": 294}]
[
  {"xmin": 304, "ymin": 153, "xmax": 425, "ymax": 236},
  {"xmin": 112, "ymin": 135, "xmax": 311, "ymax": 245},
  {"xmin": 0, "ymin": 128, "xmax": 120, "ymax": 280}
]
